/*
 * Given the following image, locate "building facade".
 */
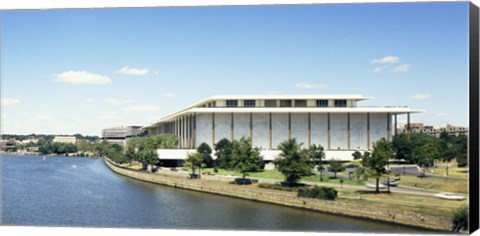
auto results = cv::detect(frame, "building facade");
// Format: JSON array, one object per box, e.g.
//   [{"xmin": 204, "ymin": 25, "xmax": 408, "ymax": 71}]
[
  {"xmin": 397, "ymin": 123, "xmax": 468, "ymax": 137},
  {"xmin": 143, "ymin": 95, "xmax": 422, "ymax": 161},
  {"xmin": 101, "ymin": 126, "xmax": 145, "ymax": 146},
  {"xmin": 53, "ymin": 136, "xmax": 78, "ymax": 144}
]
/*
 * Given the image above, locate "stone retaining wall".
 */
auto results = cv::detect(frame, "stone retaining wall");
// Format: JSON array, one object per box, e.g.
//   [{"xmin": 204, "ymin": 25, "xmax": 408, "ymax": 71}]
[{"xmin": 104, "ymin": 158, "xmax": 451, "ymax": 232}]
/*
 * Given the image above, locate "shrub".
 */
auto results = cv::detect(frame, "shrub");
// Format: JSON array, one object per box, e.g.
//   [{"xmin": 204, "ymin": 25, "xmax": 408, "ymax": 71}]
[
  {"xmin": 452, "ymin": 205, "xmax": 468, "ymax": 232},
  {"xmin": 297, "ymin": 186, "xmax": 338, "ymax": 200},
  {"xmin": 258, "ymin": 183, "xmax": 295, "ymax": 192}
]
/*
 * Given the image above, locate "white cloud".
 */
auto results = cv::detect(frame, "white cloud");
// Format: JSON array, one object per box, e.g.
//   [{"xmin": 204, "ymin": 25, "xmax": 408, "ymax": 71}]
[
  {"xmin": 54, "ymin": 71, "xmax": 111, "ymax": 85},
  {"xmin": 30, "ymin": 115, "xmax": 53, "ymax": 121},
  {"xmin": 97, "ymin": 111, "xmax": 120, "ymax": 120},
  {"xmin": 267, "ymin": 91, "xmax": 283, "ymax": 94},
  {"xmin": 121, "ymin": 105, "xmax": 159, "ymax": 113},
  {"xmin": 103, "ymin": 98, "xmax": 132, "ymax": 105},
  {"xmin": 118, "ymin": 66, "xmax": 149, "ymax": 75},
  {"xmin": 84, "ymin": 98, "xmax": 94, "ymax": 103},
  {"xmin": 1, "ymin": 98, "xmax": 21, "ymax": 107},
  {"xmin": 408, "ymin": 94, "xmax": 431, "ymax": 100},
  {"xmin": 163, "ymin": 92, "xmax": 176, "ymax": 98},
  {"xmin": 392, "ymin": 64, "xmax": 411, "ymax": 73},
  {"xmin": 372, "ymin": 66, "xmax": 388, "ymax": 73},
  {"xmin": 371, "ymin": 56, "xmax": 400, "ymax": 64},
  {"xmin": 295, "ymin": 83, "xmax": 328, "ymax": 89}
]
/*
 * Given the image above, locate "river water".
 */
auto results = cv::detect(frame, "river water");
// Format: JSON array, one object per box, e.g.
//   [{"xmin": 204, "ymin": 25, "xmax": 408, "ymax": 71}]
[{"xmin": 1, "ymin": 154, "xmax": 427, "ymax": 233}]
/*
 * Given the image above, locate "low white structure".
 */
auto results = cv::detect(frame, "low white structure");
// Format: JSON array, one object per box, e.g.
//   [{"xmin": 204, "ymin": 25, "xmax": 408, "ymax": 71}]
[
  {"xmin": 53, "ymin": 136, "xmax": 77, "ymax": 144},
  {"xmin": 144, "ymin": 95, "xmax": 422, "ymax": 161}
]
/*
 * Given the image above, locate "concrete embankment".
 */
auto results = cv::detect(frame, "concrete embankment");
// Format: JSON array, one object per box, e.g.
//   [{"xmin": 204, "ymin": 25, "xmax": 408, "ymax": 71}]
[{"xmin": 104, "ymin": 158, "xmax": 452, "ymax": 232}]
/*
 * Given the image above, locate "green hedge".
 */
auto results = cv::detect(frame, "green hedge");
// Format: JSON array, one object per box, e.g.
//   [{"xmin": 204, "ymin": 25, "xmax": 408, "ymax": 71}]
[
  {"xmin": 258, "ymin": 183, "xmax": 296, "ymax": 192},
  {"xmin": 297, "ymin": 186, "xmax": 338, "ymax": 200}
]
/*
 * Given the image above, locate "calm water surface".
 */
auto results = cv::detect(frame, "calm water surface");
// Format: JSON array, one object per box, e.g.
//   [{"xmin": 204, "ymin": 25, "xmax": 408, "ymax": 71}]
[{"xmin": 2, "ymin": 154, "xmax": 428, "ymax": 233}]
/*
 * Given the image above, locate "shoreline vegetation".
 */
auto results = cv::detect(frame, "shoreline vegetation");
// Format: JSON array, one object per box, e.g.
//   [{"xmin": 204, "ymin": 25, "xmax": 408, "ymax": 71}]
[{"xmin": 104, "ymin": 157, "xmax": 452, "ymax": 232}]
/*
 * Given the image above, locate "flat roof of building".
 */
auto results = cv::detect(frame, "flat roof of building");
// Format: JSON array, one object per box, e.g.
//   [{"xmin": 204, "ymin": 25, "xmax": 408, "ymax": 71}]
[{"xmin": 143, "ymin": 95, "xmax": 424, "ymax": 128}]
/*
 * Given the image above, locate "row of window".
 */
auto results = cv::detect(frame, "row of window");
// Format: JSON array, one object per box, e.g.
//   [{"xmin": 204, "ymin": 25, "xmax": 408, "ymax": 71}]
[{"xmin": 224, "ymin": 99, "xmax": 348, "ymax": 108}]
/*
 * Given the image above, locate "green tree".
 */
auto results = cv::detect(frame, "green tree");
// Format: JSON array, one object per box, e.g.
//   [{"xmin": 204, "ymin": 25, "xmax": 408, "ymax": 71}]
[
  {"xmin": 303, "ymin": 144, "xmax": 325, "ymax": 181},
  {"xmin": 230, "ymin": 137, "xmax": 263, "ymax": 181},
  {"xmin": 214, "ymin": 138, "xmax": 233, "ymax": 169},
  {"xmin": 362, "ymin": 138, "xmax": 392, "ymax": 193},
  {"xmin": 454, "ymin": 135, "xmax": 468, "ymax": 167},
  {"xmin": 106, "ymin": 144, "xmax": 127, "ymax": 164},
  {"xmin": 452, "ymin": 205, "xmax": 468, "ymax": 232},
  {"xmin": 391, "ymin": 133, "xmax": 414, "ymax": 163},
  {"xmin": 352, "ymin": 150, "xmax": 362, "ymax": 160},
  {"xmin": 184, "ymin": 152, "xmax": 203, "ymax": 178},
  {"xmin": 414, "ymin": 143, "xmax": 439, "ymax": 177},
  {"xmin": 153, "ymin": 134, "xmax": 179, "ymax": 148},
  {"xmin": 126, "ymin": 136, "xmax": 159, "ymax": 171},
  {"xmin": 197, "ymin": 142, "xmax": 214, "ymax": 168},
  {"xmin": 274, "ymin": 139, "xmax": 315, "ymax": 185},
  {"xmin": 327, "ymin": 159, "xmax": 345, "ymax": 178}
]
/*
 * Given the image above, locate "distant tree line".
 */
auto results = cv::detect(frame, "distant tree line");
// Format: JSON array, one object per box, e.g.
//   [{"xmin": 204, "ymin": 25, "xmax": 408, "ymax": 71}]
[
  {"xmin": 1, "ymin": 133, "xmax": 100, "ymax": 143},
  {"xmin": 391, "ymin": 132, "xmax": 468, "ymax": 167}
]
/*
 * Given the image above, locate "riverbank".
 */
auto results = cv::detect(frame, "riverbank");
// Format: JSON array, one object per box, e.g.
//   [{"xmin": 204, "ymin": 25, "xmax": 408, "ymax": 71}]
[{"xmin": 104, "ymin": 158, "xmax": 452, "ymax": 232}]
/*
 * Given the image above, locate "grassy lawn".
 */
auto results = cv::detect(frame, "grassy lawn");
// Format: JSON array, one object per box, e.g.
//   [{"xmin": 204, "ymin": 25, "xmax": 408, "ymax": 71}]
[
  {"xmin": 201, "ymin": 168, "xmax": 365, "ymax": 186},
  {"xmin": 428, "ymin": 167, "xmax": 469, "ymax": 179},
  {"xmin": 398, "ymin": 174, "xmax": 468, "ymax": 194},
  {"xmin": 121, "ymin": 163, "xmax": 143, "ymax": 170},
  {"xmin": 336, "ymin": 189, "xmax": 466, "ymax": 216}
]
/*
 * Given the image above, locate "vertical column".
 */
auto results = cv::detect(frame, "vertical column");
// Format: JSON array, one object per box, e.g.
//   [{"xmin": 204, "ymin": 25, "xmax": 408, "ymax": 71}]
[
  {"xmin": 187, "ymin": 115, "xmax": 190, "ymax": 149},
  {"xmin": 308, "ymin": 112, "xmax": 311, "ymax": 147},
  {"xmin": 181, "ymin": 116, "xmax": 185, "ymax": 149},
  {"xmin": 327, "ymin": 113, "xmax": 331, "ymax": 150},
  {"xmin": 407, "ymin": 112, "xmax": 411, "ymax": 141},
  {"xmin": 394, "ymin": 114, "xmax": 398, "ymax": 137},
  {"xmin": 367, "ymin": 113, "xmax": 371, "ymax": 150},
  {"xmin": 387, "ymin": 113, "xmax": 391, "ymax": 142},
  {"xmin": 288, "ymin": 112, "xmax": 292, "ymax": 140},
  {"xmin": 193, "ymin": 113, "xmax": 197, "ymax": 148},
  {"xmin": 181, "ymin": 117, "xmax": 184, "ymax": 148},
  {"xmin": 190, "ymin": 115, "xmax": 193, "ymax": 148},
  {"xmin": 177, "ymin": 118, "xmax": 180, "ymax": 147},
  {"xmin": 231, "ymin": 112, "xmax": 234, "ymax": 141},
  {"xmin": 212, "ymin": 113, "xmax": 215, "ymax": 148},
  {"xmin": 347, "ymin": 113, "xmax": 351, "ymax": 150},
  {"xmin": 269, "ymin": 113, "xmax": 272, "ymax": 150},
  {"xmin": 250, "ymin": 112, "xmax": 253, "ymax": 146}
]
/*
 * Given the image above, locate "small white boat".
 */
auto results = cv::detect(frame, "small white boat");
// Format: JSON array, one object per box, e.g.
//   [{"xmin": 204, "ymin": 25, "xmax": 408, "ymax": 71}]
[
  {"xmin": 42, "ymin": 156, "xmax": 46, "ymax": 161},
  {"xmin": 433, "ymin": 192, "xmax": 466, "ymax": 200},
  {"xmin": 72, "ymin": 165, "xmax": 77, "ymax": 168}
]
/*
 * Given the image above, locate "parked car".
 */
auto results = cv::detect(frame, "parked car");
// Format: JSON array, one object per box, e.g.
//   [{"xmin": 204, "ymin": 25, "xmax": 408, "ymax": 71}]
[
  {"xmin": 345, "ymin": 164, "xmax": 359, "ymax": 169},
  {"xmin": 381, "ymin": 180, "xmax": 398, "ymax": 186}
]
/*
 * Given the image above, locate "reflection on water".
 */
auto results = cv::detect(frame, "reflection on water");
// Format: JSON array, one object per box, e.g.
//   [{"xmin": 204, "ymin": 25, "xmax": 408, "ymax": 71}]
[{"xmin": 2, "ymin": 154, "xmax": 427, "ymax": 233}]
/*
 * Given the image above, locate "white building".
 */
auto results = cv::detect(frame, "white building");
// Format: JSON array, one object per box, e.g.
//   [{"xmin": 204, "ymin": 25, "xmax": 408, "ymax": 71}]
[
  {"xmin": 101, "ymin": 126, "xmax": 145, "ymax": 146},
  {"xmin": 143, "ymin": 95, "xmax": 422, "ymax": 162},
  {"xmin": 53, "ymin": 136, "xmax": 77, "ymax": 144}
]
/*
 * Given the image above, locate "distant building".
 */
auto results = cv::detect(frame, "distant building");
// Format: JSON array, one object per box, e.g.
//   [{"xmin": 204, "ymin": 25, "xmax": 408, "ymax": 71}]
[
  {"xmin": 0, "ymin": 139, "xmax": 16, "ymax": 151},
  {"xmin": 101, "ymin": 126, "xmax": 145, "ymax": 146},
  {"xmin": 397, "ymin": 123, "xmax": 468, "ymax": 137},
  {"xmin": 53, "ymin": 136, "xmax": 78, "ymax": 144},
  {"xmin": 20, "ymin": 138, "xmax": 39, "ymax": 144}
]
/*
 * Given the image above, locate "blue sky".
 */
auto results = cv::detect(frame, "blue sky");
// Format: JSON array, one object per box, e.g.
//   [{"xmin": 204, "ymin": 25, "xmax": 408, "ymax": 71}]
[{"xmin": 1, "ymin": 2, "xmax": 470, "ymax": 136}]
